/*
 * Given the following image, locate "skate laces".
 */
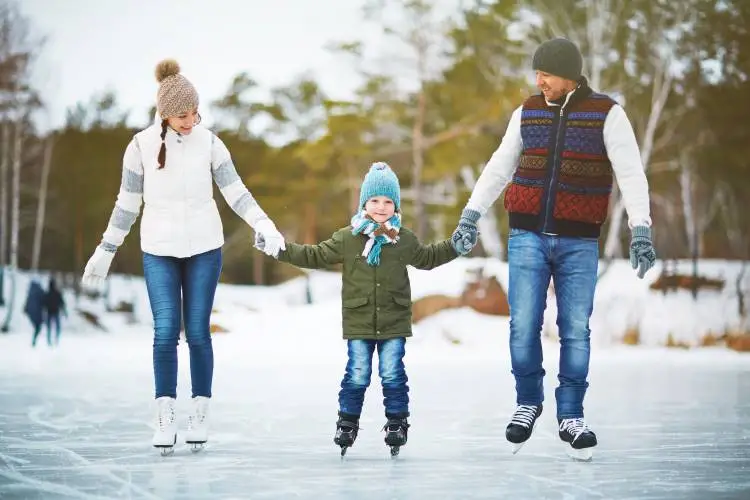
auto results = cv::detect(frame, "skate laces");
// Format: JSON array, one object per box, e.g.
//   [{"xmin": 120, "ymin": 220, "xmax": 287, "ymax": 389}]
[
  {"xmin": 188, "ymin": 399, "xmax": 209, "ymax": 429},
  {"xmin": 156, "ymin": 401, "xmax": 175, "ymax": 430},
  {"xmin": 337, "ymin": 420, "xmax": 359, "ymax": 433},
  {"xmin": 510, "ymin": 405, "xmax": 538, "ymax": 428},
  {"xmin": 384, "ymin": 419, "xmax": 408, "ymax": 433},
  {"xmin": 559, "ymin": 418, "xmax": 590, "ymax": 441}
]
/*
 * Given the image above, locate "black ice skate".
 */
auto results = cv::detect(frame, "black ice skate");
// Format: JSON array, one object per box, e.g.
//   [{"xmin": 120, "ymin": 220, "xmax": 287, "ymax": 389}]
[
  {"xmin": 383, "ymin": 417, "xmax": 409, "ymax": 457},
  {"xmin": 558, "ymin": 418, "xmax": 597, "ymax": 461},
  {"xmin": 505, "ymin": 404, "xmax": 543, "ymax": 454},
  {"xmin": 334, "ymin": 414, "xmax": 360, "ymax": 457}
]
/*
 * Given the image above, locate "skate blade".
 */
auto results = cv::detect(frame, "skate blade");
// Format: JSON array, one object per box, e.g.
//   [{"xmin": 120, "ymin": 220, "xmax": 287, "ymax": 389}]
[
  {"xmin": 510, "ymin": 441, "xmax": 526, "ymax": 455},
  {"xmin": 340, "ymin": 446, "xmax": 349, "ymax": 458},
  {"xmin": 566, "ymin": 446, "xmax": 593, "ymax": 462},
  {"xmin": 389, "ymin": 446, "xmax": 400, "ymax": 458},
  {"xmin": 508, "ymin": 419, "xmax": 538, "ymax": 455},
  {"xmin": 187, "ymin": 442, "xmax": 206, "ymax": 453},
  {"xmin": 154, "ymin": 435, "xmax": 176, "ymax": 456},
  {"xmin": 155, "ymin": 446, "xmax": 174, "ymax": 457}
]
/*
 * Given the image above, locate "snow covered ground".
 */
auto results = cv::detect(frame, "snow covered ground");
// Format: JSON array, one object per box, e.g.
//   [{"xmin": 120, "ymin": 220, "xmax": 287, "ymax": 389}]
[{"xmin": 0, "ymin": 259, "xmax": 749, "ymax": 499}]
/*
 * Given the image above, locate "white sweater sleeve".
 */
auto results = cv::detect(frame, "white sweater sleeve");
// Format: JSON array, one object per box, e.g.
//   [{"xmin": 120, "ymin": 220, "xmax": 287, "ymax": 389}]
[
  {"xmin": 603, "ymin": 105, "xmax": 652, "ymax": 228},
  {"xmin": 210, "ymin": 134, "xmax": 270, "ymax": 229},
  {"xmin": 99, "ymin": 138, "xmax": 144, "ymax": 252},
  {"xmin": 465, "ymin": 105, "xmax": 523, "ymax": 216}
]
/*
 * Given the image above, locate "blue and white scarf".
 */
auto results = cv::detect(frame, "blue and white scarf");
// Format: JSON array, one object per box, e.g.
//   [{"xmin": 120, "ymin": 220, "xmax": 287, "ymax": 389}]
[{"xmin": 350, "ymin": 210, "xmax": 401, "ymax": 266}]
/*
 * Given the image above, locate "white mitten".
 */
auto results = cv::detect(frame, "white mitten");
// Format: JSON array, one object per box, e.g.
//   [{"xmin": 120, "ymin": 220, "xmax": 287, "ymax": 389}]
[
  {"xmin": 81, "ymin": 247, "xmax": 115, "ymax": 289},
  {"xmin": 253, "ymin": 218, "xmax": 285, "ymax": 258}
]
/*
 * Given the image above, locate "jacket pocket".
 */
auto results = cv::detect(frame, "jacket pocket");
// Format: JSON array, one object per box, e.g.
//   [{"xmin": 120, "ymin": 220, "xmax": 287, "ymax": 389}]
[
  {"xmin": 342, "ymin": 296, "xmax": 371, "ymax": 335},
  {"xmin": 343, "ymin": 297, "xmax": 369, "ymax": 308},
  {"xmin": 392, "ymin": 296, "xmax": 411, "ymax": 308}
]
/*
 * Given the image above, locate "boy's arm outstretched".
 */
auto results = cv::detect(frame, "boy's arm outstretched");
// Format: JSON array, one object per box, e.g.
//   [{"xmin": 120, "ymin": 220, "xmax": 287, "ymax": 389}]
[
  {"xmin": 274, "ymin": 229, "xmax": 346, "ymax": 269},
  {"xmin": 410, "ymin": 236, "xmax": 459, "ymax": 270}
]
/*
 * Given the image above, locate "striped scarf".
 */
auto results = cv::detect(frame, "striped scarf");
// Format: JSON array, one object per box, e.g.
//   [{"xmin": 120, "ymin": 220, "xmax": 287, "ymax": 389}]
[{"xmin": 350, "ymin": 210, "xmax": 401, "ymax": 266}]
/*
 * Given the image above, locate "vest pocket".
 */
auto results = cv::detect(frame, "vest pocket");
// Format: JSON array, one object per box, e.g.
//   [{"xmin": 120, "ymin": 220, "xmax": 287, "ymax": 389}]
[
  {"xmin": 552, "ymin": 190, "xmax": 610, "ymax": 224},
  {"xmin": 504, "ymin": 183, "xmax": 543, "ymax": 215}
]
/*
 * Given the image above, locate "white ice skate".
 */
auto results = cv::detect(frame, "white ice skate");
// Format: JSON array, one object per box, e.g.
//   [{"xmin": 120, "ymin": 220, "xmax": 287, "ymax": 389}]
[
  {"xmin": 152, "ymin": 396, "xmax": 177, "ymax": 456},
  {"xmin": 184, "ymin": 396, "xmax": 210, "ymax": 452}
]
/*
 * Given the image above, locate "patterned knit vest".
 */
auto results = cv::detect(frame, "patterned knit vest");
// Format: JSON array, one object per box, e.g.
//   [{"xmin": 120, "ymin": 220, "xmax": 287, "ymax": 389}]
[{"xmin": 503, "ymin": 90, "xmax": 617, "ymax": 238}]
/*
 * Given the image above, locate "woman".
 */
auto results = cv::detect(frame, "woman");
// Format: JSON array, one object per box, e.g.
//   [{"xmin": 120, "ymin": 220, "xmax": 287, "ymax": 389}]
[{"xmin": 81, "ymin": 59, "xmax": 285, "ymax": 454}]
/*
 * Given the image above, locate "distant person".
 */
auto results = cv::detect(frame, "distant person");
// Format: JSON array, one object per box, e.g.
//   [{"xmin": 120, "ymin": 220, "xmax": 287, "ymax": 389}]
[
  {"xmin": 257, "ymin": 162, "xmax": 458, "ymax": 457},
  {"xmin": 25, "ymin": 280, "xmax": 46, "ymax": 347},
  {"xmin": 80, "ymin": 59, "xmax": 285, "ymax": 455},
  {"xmin": 450, "ymin": 37, "xmax": 656, "ymax": 460},
  {"xmin": 44, "ymin": 277, "xmax": 66, "ymax": 345}
]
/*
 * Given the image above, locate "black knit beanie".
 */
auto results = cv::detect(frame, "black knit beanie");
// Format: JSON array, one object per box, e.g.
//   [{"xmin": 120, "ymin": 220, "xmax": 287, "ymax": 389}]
[{"xmin": 532, "ymin": 38, "xmax": 583, "ymax": 81}]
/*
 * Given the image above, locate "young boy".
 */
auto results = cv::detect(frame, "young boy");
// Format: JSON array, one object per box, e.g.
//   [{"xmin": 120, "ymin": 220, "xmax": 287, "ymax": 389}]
[{"xmin": 256, "ymin": 162, "xmax": 458, "ymax": 456}]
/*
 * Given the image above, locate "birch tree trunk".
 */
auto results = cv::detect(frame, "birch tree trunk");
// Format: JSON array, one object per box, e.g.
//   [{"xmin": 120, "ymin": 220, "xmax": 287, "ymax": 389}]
[
  {"xmin": 1, "ymin": 108, "xmax": 22, "ymax": 332},
  {"xmin": 31, "ymin": 134, "xmax": 53, "ymax": 271},
  {"xmin": 0, "ymin": 121, "xmax": 8, "ymax": 306},
  {"xmin": 411, "ymin": 88, "xmax": 426, "ymax": 239},
  {"xmin": 0, "ymin": 121, "xmax": 8, "ymax": 266}
]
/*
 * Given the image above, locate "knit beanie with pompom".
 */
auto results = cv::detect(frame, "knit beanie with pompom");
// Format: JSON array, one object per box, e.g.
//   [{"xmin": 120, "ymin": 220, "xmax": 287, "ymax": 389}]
[{"xmin": 155, "ymin": 59, "xmax": 199, "ymax": 119}]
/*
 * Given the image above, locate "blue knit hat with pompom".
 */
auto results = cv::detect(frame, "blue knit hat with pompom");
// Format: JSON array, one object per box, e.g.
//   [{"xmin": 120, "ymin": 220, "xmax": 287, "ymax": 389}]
[{"xmin": 358, "ymin": 162, "xmax": 400, "ymax": 211}]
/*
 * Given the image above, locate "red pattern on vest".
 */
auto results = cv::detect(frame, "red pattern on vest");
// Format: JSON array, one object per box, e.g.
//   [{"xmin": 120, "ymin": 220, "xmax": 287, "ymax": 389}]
[{"xmin": 504, "ymin": 93, "xmax": 616, "ymax": 229}]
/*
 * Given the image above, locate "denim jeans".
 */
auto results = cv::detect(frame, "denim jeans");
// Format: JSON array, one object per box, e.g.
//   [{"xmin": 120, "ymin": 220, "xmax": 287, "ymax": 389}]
[
  {"xmin": 47, "ymin": 314, "xmax": 61, "ymax": 345},
  {"xmin": 143, "ymin": 247, "xmax": 222, "ymax": 399},
  {"xmin": 507, "ymin": 228, "xmax": 598, "ymax": 419},
  {"xmin": 338, "ymin": 338, "xmax": 409, "ymax": 418}
]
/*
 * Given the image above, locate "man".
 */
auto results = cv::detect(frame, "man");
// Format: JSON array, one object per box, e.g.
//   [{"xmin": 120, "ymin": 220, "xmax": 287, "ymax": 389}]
[{"xmin": 451, "ymin": 37, "xmax": 656, "ymax": 460}]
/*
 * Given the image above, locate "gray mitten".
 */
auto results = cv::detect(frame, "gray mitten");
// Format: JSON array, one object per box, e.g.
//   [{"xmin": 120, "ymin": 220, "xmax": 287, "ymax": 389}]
[
  {"xmin": 629, "ymin": 225, "xmax": 656, "ymax": 279},
  {"xmin": 451, "ymin": 208, "xmax": 480, "ymax": 255}
]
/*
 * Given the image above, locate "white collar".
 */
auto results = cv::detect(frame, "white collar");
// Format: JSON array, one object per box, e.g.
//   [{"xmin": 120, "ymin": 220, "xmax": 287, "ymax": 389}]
[{"xmin": 544, "ymin": 86, "xmax": 577, "ymax": 107}]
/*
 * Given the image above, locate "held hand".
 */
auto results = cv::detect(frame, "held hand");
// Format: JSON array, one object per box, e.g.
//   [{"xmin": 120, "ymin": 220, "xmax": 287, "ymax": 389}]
[
  {"xmin": 253, "ymin": 218, "xmax": 285, "ymax": 258},
  {"xmin": 81, "ymin": 247, "xmax": 115, "ymax": 289},
  {"xmin": 450, "ymin": 208, "xmax": 481, "ymax": 255},
  {"xmin": 254, "ymin": 232, "xmax": 270, "ymax": 256},
  {"xmin": 629, "ymin": 225, "xmax": 656, "ymax": 279}
]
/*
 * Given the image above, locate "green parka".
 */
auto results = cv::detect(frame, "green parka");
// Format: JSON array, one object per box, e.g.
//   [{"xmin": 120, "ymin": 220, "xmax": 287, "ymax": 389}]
[{"xmin": 277, "ymin": 226, "xmax": 458, "ymax": 340}]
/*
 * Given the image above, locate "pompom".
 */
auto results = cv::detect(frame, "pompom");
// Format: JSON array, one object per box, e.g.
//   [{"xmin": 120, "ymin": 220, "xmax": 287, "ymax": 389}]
[{"xmin": 155, "ymin": 59, "xmax": 180, "ymax": 83}]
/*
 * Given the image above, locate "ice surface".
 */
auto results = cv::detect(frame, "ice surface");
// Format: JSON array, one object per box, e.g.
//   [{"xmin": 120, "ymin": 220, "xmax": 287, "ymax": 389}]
[
  {"xmin": 1, "ymin": 328, "xmax": 749, "ymax": 499},
  {"xmin": 1, "ymin": 260, "xmax": 749, "ymax": 498}
]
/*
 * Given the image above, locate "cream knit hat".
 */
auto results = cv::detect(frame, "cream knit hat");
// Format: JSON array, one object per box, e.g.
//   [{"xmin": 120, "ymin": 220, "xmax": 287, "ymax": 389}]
[{"xmin": 155, "ymin": 59, "xmax": 199, "ymax": 119}]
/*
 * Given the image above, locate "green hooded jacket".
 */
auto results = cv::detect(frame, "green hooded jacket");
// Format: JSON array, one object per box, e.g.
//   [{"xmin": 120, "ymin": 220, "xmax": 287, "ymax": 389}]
[{"xmin": 277, "ymin": 226, "xmax": 458, "ymax": 340}]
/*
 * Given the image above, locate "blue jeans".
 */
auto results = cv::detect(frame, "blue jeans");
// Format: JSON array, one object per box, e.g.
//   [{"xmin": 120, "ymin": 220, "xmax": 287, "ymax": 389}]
[
  {"xmin": 338, "ymin": 338, "xmax": 409, "ymax": 418},
  {"xmin": 47, "ymin": 313, "xmax": 61, "ymax": 345},
  {"xmin": 143, "ymin": 247, "xmax": 222, "ymax": 399},
  {"xmin": 507, "ymin": 228, "xmax": 598, "ymax": 420}
]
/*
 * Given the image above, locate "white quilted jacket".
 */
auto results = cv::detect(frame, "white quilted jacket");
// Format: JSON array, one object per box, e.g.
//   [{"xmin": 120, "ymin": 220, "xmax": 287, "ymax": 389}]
[{"xmin": 98, "ymin": 123, "xmax": 269, "ymax": 258}]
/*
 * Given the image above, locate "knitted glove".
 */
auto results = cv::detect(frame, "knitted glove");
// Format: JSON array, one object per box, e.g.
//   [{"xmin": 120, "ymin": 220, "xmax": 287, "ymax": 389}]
[
  {"xmin": 81, "ymin": 247, "xmax": 116, "ymax": 289},
  {"xmin": 254, "ymin": 218, "xmax": 285, "ymax": 258},
  {"xmin": 451, "ymin": 208, "xmax": 480, "ymax": 256},
  {"xmin": 629, "ymin": 225, "xmax": 656, "ymax": 279}
]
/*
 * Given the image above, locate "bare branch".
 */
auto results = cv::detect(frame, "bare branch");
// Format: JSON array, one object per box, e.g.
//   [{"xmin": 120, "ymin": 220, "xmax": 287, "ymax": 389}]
[{"xmin": 651, "ymin": 107, "xmax": 688, "ymax": 155}]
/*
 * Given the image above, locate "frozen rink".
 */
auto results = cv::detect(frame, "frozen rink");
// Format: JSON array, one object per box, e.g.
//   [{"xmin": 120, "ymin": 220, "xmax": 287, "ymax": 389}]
[{"xmin": 1, "ymin": 327, "xmax": 750, "ymax": 500}]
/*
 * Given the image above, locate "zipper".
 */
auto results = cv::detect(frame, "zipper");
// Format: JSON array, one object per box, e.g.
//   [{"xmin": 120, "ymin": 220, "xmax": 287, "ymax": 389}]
[
  {"xmin": 373, "ymin": 256, "xmax": 379, "ymax": 336},
  {"xmin": 541, "ymin": 104, "xmax": 568, "ymax": 232},
  {"xmin": 177, "ymin": 132, "xmax": 190, "ymax": 254}
]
